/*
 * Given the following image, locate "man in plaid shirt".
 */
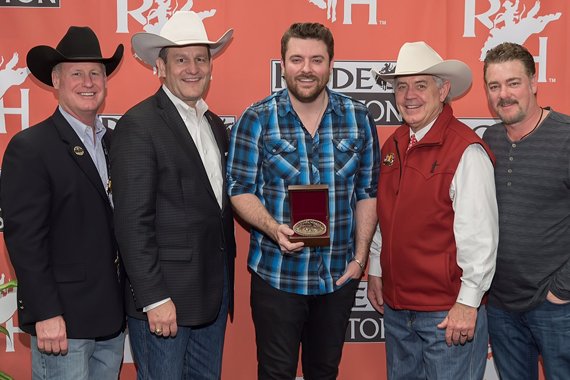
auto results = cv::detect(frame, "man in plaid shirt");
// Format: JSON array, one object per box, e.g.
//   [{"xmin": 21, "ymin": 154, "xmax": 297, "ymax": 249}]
[{"xmin": 227, "ymin": 22, "xmax": 380, "ymax": 380}]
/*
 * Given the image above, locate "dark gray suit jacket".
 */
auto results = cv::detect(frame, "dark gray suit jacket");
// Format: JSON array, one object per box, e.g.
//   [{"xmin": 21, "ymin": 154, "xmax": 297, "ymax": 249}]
[
  {"xmin": 111, "ymin": 88, "xmax": 236, "ymax": 326},
  {"xmin": 1, "ymin": 108, "xmax": 124, "ymax": 338}
]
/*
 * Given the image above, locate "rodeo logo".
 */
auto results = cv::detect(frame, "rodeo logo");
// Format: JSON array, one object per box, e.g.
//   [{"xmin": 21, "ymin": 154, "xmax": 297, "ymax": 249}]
[
  {"xmin": 271, "ymin": 60, "xmax": 401, "ymax": 126},
  {"xmin": 0, "ymin": 52, "xmax": 30, "ymax": 134},
  {"xmin": 117, "ymin": 0, "xmax": 216, "ymax": 34},
  {"xmin": 306, "ymin": 0, "xmax": 381, "ymax": 25},
  {"xmin": 464, "ymin": 0, "xmax": 562, "ymax": 82}
]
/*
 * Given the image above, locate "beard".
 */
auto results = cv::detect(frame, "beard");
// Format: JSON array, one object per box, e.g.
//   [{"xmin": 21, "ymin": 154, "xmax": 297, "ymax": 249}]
[
  {"xmin": 496, "ymin": 98, "xmax": 526, "ymax": 125},
  {"xmin": 284, "ymin": 72, "xmax": 330, "ymax": 103}
]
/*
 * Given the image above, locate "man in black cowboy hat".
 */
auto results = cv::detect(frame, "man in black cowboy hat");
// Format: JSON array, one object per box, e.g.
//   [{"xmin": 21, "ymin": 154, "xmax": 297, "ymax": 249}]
[{"xmin": 1, "ymin": 26, "xmax": 125, "ymax": 380}]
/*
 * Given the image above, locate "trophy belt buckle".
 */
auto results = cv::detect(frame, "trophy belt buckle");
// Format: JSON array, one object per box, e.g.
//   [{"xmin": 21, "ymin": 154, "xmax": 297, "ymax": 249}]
[{"xmin": 293, "ymin": 219, "xmax": 327, "ymax": 237}]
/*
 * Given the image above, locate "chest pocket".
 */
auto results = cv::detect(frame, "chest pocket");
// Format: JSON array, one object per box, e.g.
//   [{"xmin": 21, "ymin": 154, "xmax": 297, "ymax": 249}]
[
  {"xmin": 264, "ymin": 138, "xmax": 300, "ymax": 181},
  {"xmin": 333, "ymin": 138, "xmax": 363, "ymax": 179}
]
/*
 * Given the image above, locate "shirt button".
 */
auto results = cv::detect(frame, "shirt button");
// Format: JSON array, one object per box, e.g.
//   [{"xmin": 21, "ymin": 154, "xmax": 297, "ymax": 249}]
[
  {"xmin": 508, "ymin": 169, "xmax": 512, "ymax": 173},
  {"xmin": 509, "ymin": 157, "xmax": 514, "ymax": 161},
  {"xmin": 512, "ymin": 143, "xmax": 516, "ymax": 148},
  {"xmin": 507, "ymin": 182, "xmax": 512, "ymax": 186}
]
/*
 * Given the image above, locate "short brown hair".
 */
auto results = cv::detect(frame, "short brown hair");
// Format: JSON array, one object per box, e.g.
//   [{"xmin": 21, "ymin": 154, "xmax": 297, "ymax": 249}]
[
  {"xmin": 281, "ymin": 22, "xmax": 334, "ymax": 62},
  {"xmin": 483, "ymin": 42, "xmax": 535, "ymax": 82}
]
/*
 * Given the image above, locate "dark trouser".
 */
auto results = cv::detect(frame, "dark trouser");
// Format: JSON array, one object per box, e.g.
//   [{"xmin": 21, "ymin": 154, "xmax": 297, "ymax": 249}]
[{"xmin": 250, "ymin": 271, "xmax": 359, "ymax": 380}]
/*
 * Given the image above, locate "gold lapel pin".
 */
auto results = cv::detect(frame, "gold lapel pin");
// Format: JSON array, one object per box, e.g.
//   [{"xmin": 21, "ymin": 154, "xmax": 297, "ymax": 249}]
[{"xmin": 74, "ymin": 146, "xmax": 85, "ymax": 156}]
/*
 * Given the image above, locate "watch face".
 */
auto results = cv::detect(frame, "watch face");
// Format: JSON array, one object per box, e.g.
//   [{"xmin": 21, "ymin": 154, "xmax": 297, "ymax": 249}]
[{"xmin": 293, "ymin": 219, "xmax": 327, "ymax": 237}]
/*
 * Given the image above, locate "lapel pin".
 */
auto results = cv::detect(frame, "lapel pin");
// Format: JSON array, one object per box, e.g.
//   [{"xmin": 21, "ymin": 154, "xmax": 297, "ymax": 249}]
[
  {"xmin": 73, "ymin": 146, "xmax": 85, "ymax": 156},
  {"xmin": 383, "ymin": 153, "xmax": 395, "ymax": 166}
]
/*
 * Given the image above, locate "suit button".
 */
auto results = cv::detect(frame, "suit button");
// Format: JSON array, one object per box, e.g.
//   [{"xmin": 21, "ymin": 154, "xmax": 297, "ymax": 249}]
[
  {"xmin": 19, "ymin": 306, "xmax": 24, "ymax": 310},
  {"xmin": 220, "ymin": 246, "xmax": 225, "ymax": 251},
  {"xmin": 19, "ymin": 300, "xmax": 23, "ymax": 304}
]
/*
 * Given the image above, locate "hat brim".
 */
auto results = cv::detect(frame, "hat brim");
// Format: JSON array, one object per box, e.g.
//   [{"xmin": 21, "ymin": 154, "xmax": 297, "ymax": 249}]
[
  {"xmin": 372, "ymin": 60, "xmax": 472, "ymax": 99},
  {"xmin": 27, "ymin": 44, "xmax": 124, "ymax": 87},
  {"xmin": 132, "ymin": 29, "xmax": 233, "ymax": 67}
]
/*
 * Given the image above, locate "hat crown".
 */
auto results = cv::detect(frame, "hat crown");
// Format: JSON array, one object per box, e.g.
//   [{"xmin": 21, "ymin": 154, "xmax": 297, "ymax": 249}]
[
  {"xmin": 372, "ymin": 41, "xmax": 472, "ymax": 99},
  {"xmin": 396, "ymin": 42, "xmax": 444, "ymax": 74},
  {"xmin": 131, "ymin": 11, "xmax": 233, "ymax": 66},
  {"xmin": 56, "ymin": 26, "xmax": 104, "ymax": 59},
  {"xmin": 160, "ymin": 11, "xmax": 209, "ymax": 44}
]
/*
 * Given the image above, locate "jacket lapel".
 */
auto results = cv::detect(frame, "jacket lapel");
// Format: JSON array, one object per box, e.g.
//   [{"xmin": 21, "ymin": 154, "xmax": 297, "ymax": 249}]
[
  {"xmin": 52, "ymin": 109, "xmax": 111, "ymax": 209},
  {"xmin": 155, "ymin": 89, "xmax": 217, "ymax": 202},
  {"xmin": 205, "ymin": 111, "xmax": 230, "ymax": 211}
]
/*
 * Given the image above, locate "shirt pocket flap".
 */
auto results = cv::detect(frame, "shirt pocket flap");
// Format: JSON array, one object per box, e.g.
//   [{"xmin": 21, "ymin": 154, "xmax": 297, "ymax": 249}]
[
  {"xmin": 332, "ymin": 138, "xmax": 364, "ymax": 153},
  {"xmin": 53, "ymin": 264, "xmax": 86, "ymax": 283},
  {"xmin": 264, "ymin": 139, "xmax": 298, "ymax": 155}
]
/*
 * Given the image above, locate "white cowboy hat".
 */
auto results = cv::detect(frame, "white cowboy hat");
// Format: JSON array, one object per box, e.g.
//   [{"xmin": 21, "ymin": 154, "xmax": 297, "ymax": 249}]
[
  {"xmin": 372, "ymin": 41, "xmax": 472, "ymax": 99},
  {"xmin": 132, "ymin": 11, "xmax": 233, "ymax": 67}
]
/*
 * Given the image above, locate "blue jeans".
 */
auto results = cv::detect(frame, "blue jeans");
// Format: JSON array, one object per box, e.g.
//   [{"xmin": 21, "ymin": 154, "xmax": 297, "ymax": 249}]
[
  {"xmin": 31, "ymin": 332, "xmax": 124, "ymax": 380},
  {"xmin": 383, "ymin": 304, "xmax": 488, "ymax": 380},
  {"xmin": 128, "ymin": 270, "xmax": 229, "ymax": 380},
  {"xmin": 488, "ymin": 301, "xmax": 570, "ymax": 380}
]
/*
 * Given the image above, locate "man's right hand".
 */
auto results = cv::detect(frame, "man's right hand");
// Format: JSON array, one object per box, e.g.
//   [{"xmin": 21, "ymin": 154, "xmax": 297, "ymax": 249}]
[
  {"xmin": 275, "ymin": 224, "xmax": 304, "ymax": 254},
  {"xmin": 147, "ymin": 300, "xmax": 178, "ymax": 337},
  {"xmin": 367, "ymin": 275, "xmax": 384, "ymax": 314},
  {"xmin": 36, "ymin": 315, "xmax": 68, "ymax": 355}
]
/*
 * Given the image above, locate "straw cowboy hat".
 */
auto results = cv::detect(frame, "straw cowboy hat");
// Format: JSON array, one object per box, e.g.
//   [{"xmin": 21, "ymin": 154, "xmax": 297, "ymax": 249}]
[
  {"xmin": 26, "ymin": 26, "xmax": 124, "ymax": 87},
  {"xmin": 372, "ymin": 41, "xmax": 472, "ymax": 99},
  {"xmin": 132, "ymin": 11, "xmax": 233, "ymax": 67}
]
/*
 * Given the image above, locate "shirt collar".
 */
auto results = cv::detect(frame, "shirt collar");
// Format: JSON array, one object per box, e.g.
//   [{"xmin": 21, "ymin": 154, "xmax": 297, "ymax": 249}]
[
  {"xmin": 410, "ymin": 118, "xmax": 436, "ymax": 142},
  {"xmin": 162, "ymin": 84, "xmax": 209, "ymax": 120},
  {"xmin": 409, "ymin": 106, "xmax": 444, "ymax": 142},
  {"xmin": 59, "ymin": 105, "xmax": 106, "ymax": 143}
]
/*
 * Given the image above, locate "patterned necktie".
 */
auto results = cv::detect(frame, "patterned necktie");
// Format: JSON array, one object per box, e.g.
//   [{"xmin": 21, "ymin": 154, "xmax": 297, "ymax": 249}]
[{"xmin": 407, "ymin": 134, "xmax": 418, "ymax": 153}]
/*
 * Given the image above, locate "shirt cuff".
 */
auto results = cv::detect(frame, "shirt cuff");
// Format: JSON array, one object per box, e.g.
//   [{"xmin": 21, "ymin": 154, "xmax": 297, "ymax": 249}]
[
  {"xmin": 143, "ymin": 298, "xmax": 171, "ymax": 313},
  {"xmin": 456, "ymin": 284, "xmax": 484, "ymax": 308},
  {"xmin": 368, "ymin": 254, "xmax": 382, "ymax": 277}
]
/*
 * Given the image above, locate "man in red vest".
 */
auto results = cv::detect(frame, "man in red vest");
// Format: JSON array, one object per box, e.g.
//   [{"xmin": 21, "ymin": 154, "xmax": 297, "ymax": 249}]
[{"xmin": 368, "ymin": 41, "xmax": 498, "ymax": 380}]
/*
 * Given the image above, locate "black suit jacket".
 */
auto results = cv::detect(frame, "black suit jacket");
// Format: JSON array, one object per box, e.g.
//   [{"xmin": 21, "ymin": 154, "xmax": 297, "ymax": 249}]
[
  {"xmin": 0, "ymin": 108, "xmax": 124, "ymax": 338},
  {"xmin": 111, "ymin": 88, "xmax": 236, "ymax": 326}
]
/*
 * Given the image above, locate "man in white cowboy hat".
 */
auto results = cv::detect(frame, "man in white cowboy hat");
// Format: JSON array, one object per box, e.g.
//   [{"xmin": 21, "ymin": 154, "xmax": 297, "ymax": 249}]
[
  {"xmin": 1, "ymin": 26, "xmax": 125, "ymax": 379},
  {"xmin": 227, "ymin": 22, "xmax": 380, "ymax": 379},
  {"xmin": 367, "ymin": 41, "xmax": 498, "ymax": 380},
  {"xmin": 110, "ymin": 11, "xmax": 235, "ymax": 379},
  {"xmin": 482, "ymin": 42, "xmax": 570, "ymax": 380}
]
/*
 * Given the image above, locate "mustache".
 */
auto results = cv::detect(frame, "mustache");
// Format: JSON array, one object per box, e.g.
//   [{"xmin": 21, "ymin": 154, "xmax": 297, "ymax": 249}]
[{"xmin": 497, "ymin": 99, "xmax": 519, "ymax": 107}]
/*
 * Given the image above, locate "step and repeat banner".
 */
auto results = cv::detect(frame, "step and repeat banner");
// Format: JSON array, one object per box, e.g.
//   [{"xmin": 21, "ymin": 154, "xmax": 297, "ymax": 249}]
[{"xmin": 0, "ymin": 0, "xmax": 568, "ymax": 379}]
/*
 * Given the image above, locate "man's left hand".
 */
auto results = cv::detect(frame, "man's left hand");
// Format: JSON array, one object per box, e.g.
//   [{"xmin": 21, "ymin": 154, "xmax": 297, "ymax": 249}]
[
  {"xmin": 437, "ymin": 302, "xmax": 477, "ymax": 346},
  {"xmin": 336, "ymin": 260, "xmax": 363, "ymax": 286},
  {"xmin": 547, "ymin": 291, "xmax": 570, "ymax": 304}
]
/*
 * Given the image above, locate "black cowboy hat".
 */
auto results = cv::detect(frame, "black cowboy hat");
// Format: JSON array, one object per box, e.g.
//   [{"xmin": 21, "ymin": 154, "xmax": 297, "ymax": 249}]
[{"xmin": 26, "ymin": 26, "xmax": 124, "ymax": 87}]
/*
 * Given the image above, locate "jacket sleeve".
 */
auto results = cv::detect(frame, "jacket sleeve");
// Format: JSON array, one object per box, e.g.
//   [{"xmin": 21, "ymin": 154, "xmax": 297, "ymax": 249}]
[{"xmin": 1, "ymin": 131, "xmax": 64, "ymax": 324}]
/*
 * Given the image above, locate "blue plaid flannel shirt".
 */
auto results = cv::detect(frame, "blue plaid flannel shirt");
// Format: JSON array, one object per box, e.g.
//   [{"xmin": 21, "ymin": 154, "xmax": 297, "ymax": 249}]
[{"xmin": 227, "ymin": 88, "xmax": 380, "ymax": 295}]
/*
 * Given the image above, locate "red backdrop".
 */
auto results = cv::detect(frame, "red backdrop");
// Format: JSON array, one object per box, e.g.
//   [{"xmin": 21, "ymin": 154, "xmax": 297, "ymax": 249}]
[{"xmin": 1, "ymin": 0, "xmax": 568, "ymax": 378}]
